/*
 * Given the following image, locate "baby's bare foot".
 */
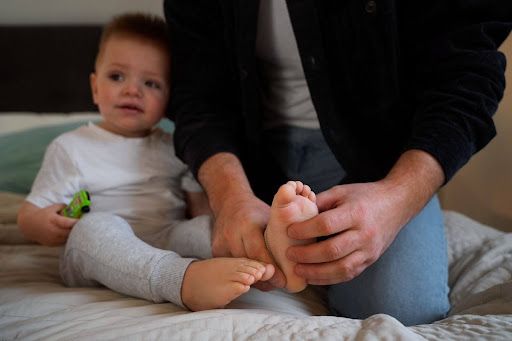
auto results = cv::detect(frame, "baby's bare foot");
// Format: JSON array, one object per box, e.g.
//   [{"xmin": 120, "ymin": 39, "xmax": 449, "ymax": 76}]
[
  {"xmin": 181, "ymin": 258, "xmax": 273, "ymax": 311},
  {"xmin": 264, "ymin": 181, "xmax": 318, "ymax": 293}
]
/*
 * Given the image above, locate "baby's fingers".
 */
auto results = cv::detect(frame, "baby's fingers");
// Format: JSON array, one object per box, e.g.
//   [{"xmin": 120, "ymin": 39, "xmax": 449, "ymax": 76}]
[
  {"xmin": 48, "ymin": 203, "xmax": 67, "ymax": 214},
  {"xmin": 54, "ymin": 214, "xmax": 78, "ymax": 230}
]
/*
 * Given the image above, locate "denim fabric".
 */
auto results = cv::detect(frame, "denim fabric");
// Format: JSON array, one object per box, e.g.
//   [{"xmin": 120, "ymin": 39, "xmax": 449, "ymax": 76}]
[
  {"xmin": 265, "ymin": 125, "xmax": 450, "ymax": 326},
  {"xmin": 263, "ymin": 126, "xmax": 345, "ymax": 194},
  {"xmin": 327, "ymin": 197, "xmax": 450, "ymax": 326}
]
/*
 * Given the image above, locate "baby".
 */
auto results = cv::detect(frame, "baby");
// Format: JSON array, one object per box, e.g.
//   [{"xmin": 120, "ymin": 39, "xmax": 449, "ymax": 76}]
[
  {"xmin": 17, "ymin": 13, "xmax": 320, "ymax": 311},
  {"xmin": 17, "ymin": 13, "xmax": 278, "ymax": 311}
]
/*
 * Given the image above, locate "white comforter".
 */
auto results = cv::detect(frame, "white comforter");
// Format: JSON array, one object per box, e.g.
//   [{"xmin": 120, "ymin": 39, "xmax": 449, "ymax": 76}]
[{"xmin": 0, "ymin": 191, "xmax": 511, "ymax": 340}]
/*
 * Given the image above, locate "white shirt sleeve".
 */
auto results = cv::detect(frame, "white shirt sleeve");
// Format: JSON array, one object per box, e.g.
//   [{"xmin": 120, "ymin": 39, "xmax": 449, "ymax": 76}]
[
  {"xmin": 180, "ymin": 170, "xmax": 203, "ymax": 193},
  {"xmin": 25, "ymin": 140, "xmax": 82, "ymax": 208}
]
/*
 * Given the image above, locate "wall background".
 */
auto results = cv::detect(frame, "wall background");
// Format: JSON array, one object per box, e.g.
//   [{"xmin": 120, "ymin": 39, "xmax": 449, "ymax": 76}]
[
  {"xmin": 1, "ymin": 1, "xmax": 511, "ymax": 231},
  {"xmin": 0, "ymin": 0, "xmax": 163, "ymax": 24}
]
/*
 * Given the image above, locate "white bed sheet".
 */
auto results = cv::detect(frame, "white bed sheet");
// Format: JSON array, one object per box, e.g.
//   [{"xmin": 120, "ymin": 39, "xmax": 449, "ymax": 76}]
[{"xmin": 0, "ymin": 192, "xmax": 511, "ymax": 340}]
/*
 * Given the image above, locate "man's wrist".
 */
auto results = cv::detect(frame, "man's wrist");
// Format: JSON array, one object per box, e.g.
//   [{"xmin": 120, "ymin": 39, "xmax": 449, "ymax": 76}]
[
  {"xmin": 381, "ymin": 149, "xmax": 445, "ymax": 220},
  {"xmin": 197, "ymin": 152, "xmax": 254, "ymax": 215}
]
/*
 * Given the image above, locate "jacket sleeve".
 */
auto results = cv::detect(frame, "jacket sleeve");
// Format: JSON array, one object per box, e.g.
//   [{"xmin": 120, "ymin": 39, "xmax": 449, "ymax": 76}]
[
  {"xmin": 165, "ymin": 0, "xmax": 244, "ymax": 177},
  {"xmin": 402, "ymin": 0, "xmax": 511, "ymax": 183}
]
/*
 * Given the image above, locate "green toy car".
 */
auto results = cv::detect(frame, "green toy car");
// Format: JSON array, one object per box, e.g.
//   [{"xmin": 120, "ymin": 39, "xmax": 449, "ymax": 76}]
[{"xmin": 61, "ymin": 190, "xmax": 91, "ymax": 219}]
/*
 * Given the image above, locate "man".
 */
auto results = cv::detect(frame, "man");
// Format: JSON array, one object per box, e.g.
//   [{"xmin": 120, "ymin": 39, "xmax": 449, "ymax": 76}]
[{"xmin": 165, "ymin": 0, "xmax": 511, "ymax": 325}]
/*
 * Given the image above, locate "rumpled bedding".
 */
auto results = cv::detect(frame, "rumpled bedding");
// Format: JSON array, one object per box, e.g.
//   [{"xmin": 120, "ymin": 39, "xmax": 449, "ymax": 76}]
[{"xmin": 1, "ymin": 191, "xmax": 511, "ymax": 340}]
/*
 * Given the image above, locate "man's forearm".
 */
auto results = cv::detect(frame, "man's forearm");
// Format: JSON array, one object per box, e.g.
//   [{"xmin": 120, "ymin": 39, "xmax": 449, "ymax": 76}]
[
  {"xmin": 197, "ymin": 152, "xmax": 254, "ymax": 215},
  {"xmin": 382, "ymin": 149, "xmax": 445, "ymax": 223}
]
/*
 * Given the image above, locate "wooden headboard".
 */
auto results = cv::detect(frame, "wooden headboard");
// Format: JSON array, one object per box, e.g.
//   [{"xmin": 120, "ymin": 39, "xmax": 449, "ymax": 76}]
[{"xmin": 0, "ymin": 25, "xmax": 102, "ymax": 112}]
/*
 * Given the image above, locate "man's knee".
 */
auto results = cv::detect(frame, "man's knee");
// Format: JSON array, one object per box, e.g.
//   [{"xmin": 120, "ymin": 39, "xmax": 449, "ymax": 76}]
[
  {"xmin": 326, "ymin": 200, "xmax": 450, "ymax": 326},
  {"xmin": 327, "ymin": 280, "xmax": 449, "ymax": 326}
]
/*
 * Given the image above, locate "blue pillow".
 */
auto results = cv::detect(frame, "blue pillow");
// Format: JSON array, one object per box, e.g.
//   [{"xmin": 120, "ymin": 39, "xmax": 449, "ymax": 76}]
[{"xmin": 0, "ymin": 118, "xmax": 175, "ymax": 194}]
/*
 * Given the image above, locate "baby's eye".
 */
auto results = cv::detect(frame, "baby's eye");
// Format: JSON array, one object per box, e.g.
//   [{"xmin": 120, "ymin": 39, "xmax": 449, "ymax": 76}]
[
  {"xmin": 145, "ymin": 80, "xmax": 161, "ymax": 89},
  {"xmin": 108, "ymin": 73, "xmax": 124, "ymax": 82}
]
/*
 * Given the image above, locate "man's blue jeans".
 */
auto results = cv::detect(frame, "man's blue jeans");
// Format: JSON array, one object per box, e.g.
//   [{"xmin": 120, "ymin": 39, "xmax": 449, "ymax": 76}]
[
  {"xmin": 327, "ymin": 196, "xmax": 450, "ymax": 326},
  {"xmin": 259, "ymin": 126, "xmax": 450, "ymax": 326}
]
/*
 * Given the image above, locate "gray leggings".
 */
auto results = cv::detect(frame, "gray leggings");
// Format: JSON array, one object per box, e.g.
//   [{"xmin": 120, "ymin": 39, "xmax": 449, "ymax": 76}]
[{"xmin": 59, "ymin": 212, "xmax": 212, "ymax": 308}]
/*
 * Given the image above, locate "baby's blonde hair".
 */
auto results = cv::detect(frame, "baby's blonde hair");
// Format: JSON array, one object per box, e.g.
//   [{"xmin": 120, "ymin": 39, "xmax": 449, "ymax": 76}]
[{"xmin": 96, "ymin": 13, "xmax": 170, "ymax": 67}]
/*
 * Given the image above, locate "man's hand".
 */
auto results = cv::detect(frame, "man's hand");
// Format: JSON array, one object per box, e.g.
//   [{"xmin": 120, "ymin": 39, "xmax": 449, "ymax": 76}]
[
  {"xmin": 211, "ymin": 193, "xmax": 270, "ymax": 258},
  {"xmin": 285, "ymin": 180, "xmax": 406, "ymax": 284},
  {"xmin": 198, "ymin": 153, "xmax": 286, "ymax": 290},
  {"xmin": 17, "ymin": 201, "xmax": 78, "ymax": 246},
  {"xmin": 285, "ymin": 149, "xmax": 444, "ymax": 285},
  {"xmin": 211, "ymin": 192, "xmax": 285, "ymax": 290}
]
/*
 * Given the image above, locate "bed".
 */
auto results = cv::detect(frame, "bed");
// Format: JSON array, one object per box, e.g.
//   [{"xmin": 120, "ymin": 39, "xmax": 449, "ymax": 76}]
[{"xmin": 1, "ymin": 25, "xmax": 511, "ymax": 340}]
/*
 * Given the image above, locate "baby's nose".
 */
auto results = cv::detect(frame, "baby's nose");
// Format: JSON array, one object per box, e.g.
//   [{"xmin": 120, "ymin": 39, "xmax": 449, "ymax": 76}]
[{"xmin": 123, "ymin": 82, "xmax": 142, "ymax": 97}]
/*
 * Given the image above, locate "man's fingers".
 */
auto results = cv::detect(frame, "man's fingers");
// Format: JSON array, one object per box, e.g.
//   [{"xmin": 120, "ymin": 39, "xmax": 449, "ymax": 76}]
[
  {"xmin": 212, "ymin": 237, "xmax": 234, "ymax": 257},
  {"xmin": 244, "ymin": 231, "xmax": 286, "ymax": 288},
  {"xmin": 211, "ymin": 222, "xmax": 240, "ymax": 257},
  {"xmin": 295, "ymin": 250, "xmax": 368, "ymax": 285},
  {"xmin": 253, "ymin": 281, "xmax": 275, "ymax": 292},
  {"xmin": 315, "ymin": 186, "xmax": 347, "ymax": 212},
  {"xmin": 244, "ymin": 229, "xmax": 271, "ymax": 261},
  {"xmin": 286, "ymin": 230, "xmax": 360, "ymax": 263},
  {"xmin": 288, "ymin": 206, "xmax": 354, "ymax": 240},
  {"xmin": 230, "ymin": 231, "xmax": 252, "ymax": 258}
]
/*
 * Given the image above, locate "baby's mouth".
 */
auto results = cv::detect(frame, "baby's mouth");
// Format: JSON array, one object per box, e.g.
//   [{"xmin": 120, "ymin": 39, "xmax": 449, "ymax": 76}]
[{"xmin": 117, "ymin": 104, "xmax": 143, "ymax": 113}]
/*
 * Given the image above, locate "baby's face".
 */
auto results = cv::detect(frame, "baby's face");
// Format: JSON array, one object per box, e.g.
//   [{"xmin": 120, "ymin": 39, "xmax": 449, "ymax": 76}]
[{"xmin": 90, "ymin": 35, "xmax": 170, "ymax": 137}]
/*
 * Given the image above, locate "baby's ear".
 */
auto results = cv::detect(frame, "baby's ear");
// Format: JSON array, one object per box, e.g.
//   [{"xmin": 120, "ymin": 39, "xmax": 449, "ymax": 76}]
[{"xmin": 90, "ymin": 72, "xmax": 99, "ymax": 105}]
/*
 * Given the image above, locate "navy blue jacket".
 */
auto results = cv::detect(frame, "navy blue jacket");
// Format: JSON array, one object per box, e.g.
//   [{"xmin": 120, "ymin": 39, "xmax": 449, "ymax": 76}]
[{"xmin": 165, "ymin": 0, "xmax": 511, "ymax": 184}]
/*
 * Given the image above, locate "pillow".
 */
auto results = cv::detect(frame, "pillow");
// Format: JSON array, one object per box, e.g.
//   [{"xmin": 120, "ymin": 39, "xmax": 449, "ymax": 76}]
[
  {"xmin": 0, "ymin": 112, "xmax": 100, "ymax": 135},
  {"xmin": 0, "ymin": 118, "xmax": 175, "ymax": 194}
]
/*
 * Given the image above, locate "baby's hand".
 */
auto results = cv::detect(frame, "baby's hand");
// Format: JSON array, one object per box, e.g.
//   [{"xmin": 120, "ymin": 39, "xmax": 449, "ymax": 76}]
[{"xmin": 18, "ymin": 202, "xmax": 78, "ymax": 246}]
